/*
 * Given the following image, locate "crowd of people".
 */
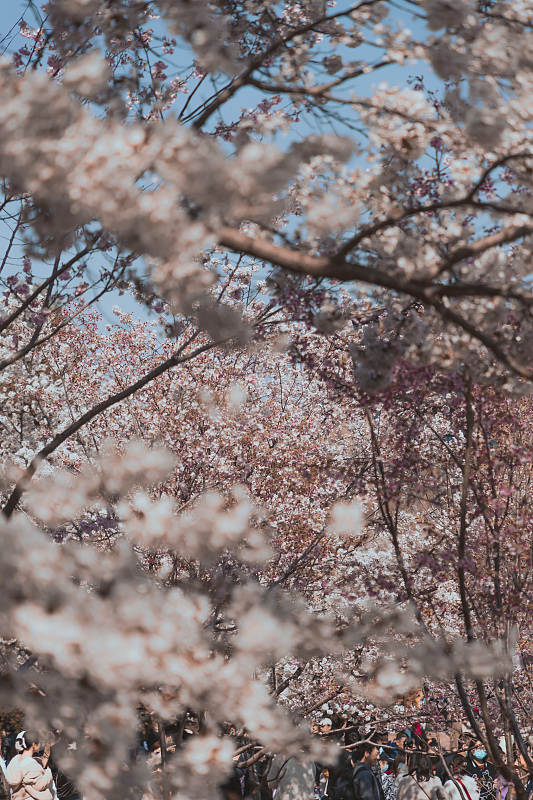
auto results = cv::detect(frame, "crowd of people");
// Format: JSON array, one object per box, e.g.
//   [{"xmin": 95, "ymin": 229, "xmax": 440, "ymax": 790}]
[
  {"xmin": 0, "ymin": 719, "xmax": 532, "ymax": 800},
  {"xmin": 308, "ymin": 721, "xmax": 533, "ymax": 800}
]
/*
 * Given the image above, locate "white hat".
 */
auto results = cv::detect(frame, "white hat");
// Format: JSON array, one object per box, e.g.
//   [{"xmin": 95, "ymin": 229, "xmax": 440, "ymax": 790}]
[
  {"xmin": 320, "ymin": 718, "xmax": 332, "ymax": 726},
  {"xmin": 15, "ymin": 731, "xmax": 26, "ymax": 752}
]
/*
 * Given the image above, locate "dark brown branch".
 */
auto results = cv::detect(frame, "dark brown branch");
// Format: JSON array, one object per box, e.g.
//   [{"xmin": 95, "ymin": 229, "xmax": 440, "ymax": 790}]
[
  {"xmin": 439, "ymin": 225, "xmax": 533, "ymax": 271},
  {"xmin": 191, "ymin": 1, "xmax": 382, "ymax": 129},
  {"xmin": 237, "ymin": 747, "xmax": 267, "ymax": 768},
  {"xmin": 457, "ymin": 372, "xmax": 475, "ymax": 642},
  {"xmin": 454, "ymin": 673, "xmax": 490, "ymax": 750},
  {"xmin": 0, "ymin": 244, "xmax": 96, "ymax": 335},
  {"xmin": 0, "ymin": 208, "xmax": 23, "ymax": 276},
  {"xmin": 24, "ymin": 250, "xmax": 62, "ymax": 357},
  {"xmin": 218, "ymin": 226, "xmax": 533, "ymax": 379},
  {"xmin": 474, "ymin": 679, "xmax": 522, "ymax": 797},
  {"xmin": 247, "ymin": 59, "xmax": 393, "ymax": 98},
  {"xmin": 430, "ymin": 298, "xmax": 532, "ymax": 381},
  {"xmin": 299, "ymin": 687, "xmax": 345, "ymax": 715},
  {"xmin": 502, "ymin": 678, "xmax": 533, "ymax": 774},
  {"xmin": 219, "ymin": 225, "xmax": 533, "ymax": 304},
  {"xmin": 267, "ymin": 529, "xmax": 326, "ymax": 590},
  {"xmin": 1, "ymin": 337, "xmax": 223, "ymax": 519},
  {"xmin": 274, "ymin": 665, "xmax": 304, "ymax": 696}
]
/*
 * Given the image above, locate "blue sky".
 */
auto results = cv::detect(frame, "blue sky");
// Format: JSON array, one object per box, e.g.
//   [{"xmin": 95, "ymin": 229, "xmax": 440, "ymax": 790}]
[
  {"xmin": 0, "ymin": 1, "xmax": 442, "ymax": 328},
  {"xmin": 0, "ymin": 1, "xmax": 148, "ymax": 324}
]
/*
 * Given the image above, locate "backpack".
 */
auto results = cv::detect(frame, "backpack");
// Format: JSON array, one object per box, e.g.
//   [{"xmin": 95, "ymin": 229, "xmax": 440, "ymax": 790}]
[{"xmin": 331, "ymin": 764, "xmax": 367, "ymax": 800}]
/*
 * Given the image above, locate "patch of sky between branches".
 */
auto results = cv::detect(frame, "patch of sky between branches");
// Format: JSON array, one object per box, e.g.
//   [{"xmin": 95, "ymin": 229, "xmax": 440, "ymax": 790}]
[{"xmin": 0, "ymin": 0, "xmax": 446, "ymax": 332}]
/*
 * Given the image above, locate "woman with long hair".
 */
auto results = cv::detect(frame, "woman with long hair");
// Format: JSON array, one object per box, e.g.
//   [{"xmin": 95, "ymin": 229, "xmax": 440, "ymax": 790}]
[
  {"xmin": 443, "ymin": 754, "xmax": 480, "ymax": 800},
  {"xmin": 397, "ymin": 754, "xmax": 444, "ymax": 800}
]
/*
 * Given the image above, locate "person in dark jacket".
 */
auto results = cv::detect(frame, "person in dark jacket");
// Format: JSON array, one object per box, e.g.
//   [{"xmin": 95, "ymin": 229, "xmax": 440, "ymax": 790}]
[
  {"xmin": 351, "ymin": 742, "xmax": 386, "ymax": 800},
  {"xmin": 326, "ymin": 750, "xmax": 354, "ymax": 800},
  {"xmin": 464, "ymin": 744, "xmax": 496, "ymax": 800}
]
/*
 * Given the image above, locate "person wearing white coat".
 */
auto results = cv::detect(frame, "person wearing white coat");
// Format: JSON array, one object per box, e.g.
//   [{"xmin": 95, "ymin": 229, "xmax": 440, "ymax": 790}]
[
  {"xmin": 397, "ymin": 755, "xmax": 444, "ymax": 800},
  {"xmin": 443, "ymin": 755, "xmax": 481, "ymax": 800},
  {"xmin": 5, "ymin": 732, "xmax": 55, "ymax": 800}
]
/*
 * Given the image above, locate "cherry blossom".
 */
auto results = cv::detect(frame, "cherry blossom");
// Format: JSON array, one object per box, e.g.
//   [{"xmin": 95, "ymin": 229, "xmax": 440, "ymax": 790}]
[{"xmin": 1, "ymin": 1, "xmax": 533, "ymax": 797}]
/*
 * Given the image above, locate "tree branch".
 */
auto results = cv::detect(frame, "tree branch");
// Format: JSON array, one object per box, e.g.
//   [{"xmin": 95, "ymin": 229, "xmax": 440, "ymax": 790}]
[
  {"xmin": 1, "ymin": 337, "xmax": 224, "ymax": 518},
  {"xmin": 0, "ymin": 243, "xmax": 96, "ymax": 335},
  {"xmin": 274, "ymin": 665, "xmax": 304, "ymax": 697},
  {"xmin": 457, "ymin": 372, "xmax": 476, "ymax": 644},
  {"xmin": 218, "ymin": 226, "xmax": 533, "ymax": 379},
  {"xmin": 191, "ymin": 1, "xmax": 382, "ymax": 129}
]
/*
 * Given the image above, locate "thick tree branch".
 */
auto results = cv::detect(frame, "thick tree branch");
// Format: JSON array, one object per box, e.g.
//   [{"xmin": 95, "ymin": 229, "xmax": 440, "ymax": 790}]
[
  {"xmin": 218, "ymin": 226, "xmax": 533, "ymax": 379},
  {"xmin": 218, "ymin": 226, "xmax": 533, "ymax": 303},
  {"xmin": 454, "ymin": 673, "xmax": 491, "ymax": 750},
  {"xmin": 300, "ymin": 687, "xmax": 345, "ymax": 716}
]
